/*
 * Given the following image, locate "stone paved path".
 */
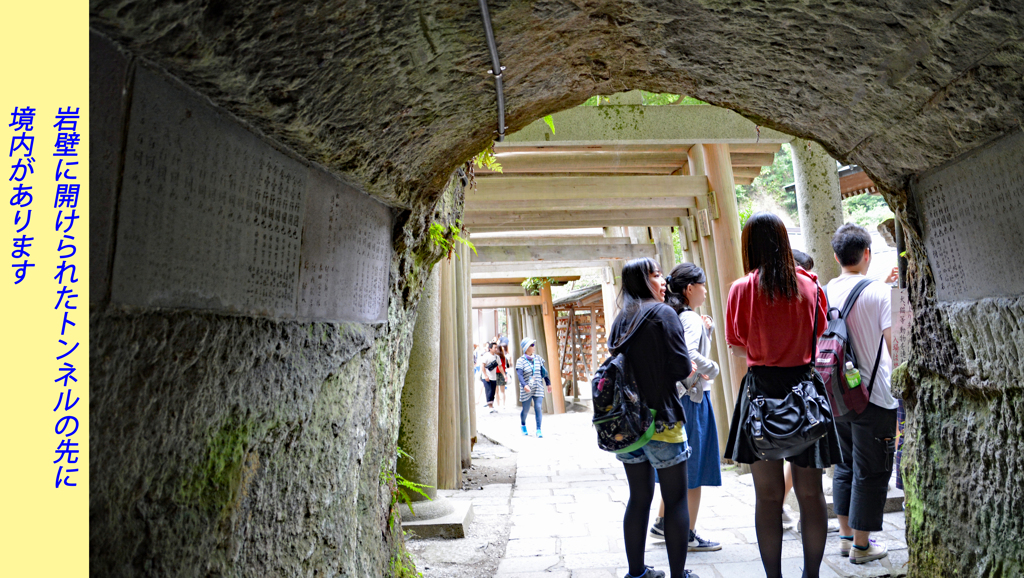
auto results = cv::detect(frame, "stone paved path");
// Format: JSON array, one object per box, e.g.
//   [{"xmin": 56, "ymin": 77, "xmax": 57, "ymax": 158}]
[{"xmin": 477, "ymin": 405, "xmax": 908, "ymax": 578}]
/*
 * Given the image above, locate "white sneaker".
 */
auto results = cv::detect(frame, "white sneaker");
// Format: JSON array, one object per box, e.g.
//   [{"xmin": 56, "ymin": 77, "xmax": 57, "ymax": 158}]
[
  {"xmin": 839, "ymin": 536, "xmax": 853, "ymax": 557},
  {"xmin": 849, "ymin": 539, "xmax": 888, "ymax": 564}
]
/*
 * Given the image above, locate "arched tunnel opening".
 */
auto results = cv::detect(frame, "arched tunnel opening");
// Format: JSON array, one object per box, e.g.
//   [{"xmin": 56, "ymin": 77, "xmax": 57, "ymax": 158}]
[{"xmin": 86, "ymin": 1, "xmax": 1023, "ymax": 576}]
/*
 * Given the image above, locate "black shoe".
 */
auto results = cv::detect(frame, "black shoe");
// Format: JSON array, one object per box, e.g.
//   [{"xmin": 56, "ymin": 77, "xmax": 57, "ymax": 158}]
[
  {"xmin": 648, "ymin": 517, "xmax": 665, "ymax": 538},
  {"xmin": 688, "ymin": 529, "xmax": 722, "ymax": 552}
]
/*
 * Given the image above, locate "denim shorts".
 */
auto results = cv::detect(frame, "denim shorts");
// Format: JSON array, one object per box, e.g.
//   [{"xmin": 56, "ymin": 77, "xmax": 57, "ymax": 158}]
[{"xmin": 616, "ymin": 439, "xmax": 691, "ymax": 469}]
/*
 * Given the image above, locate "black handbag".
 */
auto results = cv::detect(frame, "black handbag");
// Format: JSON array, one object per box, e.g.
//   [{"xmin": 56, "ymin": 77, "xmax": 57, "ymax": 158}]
[{"xmin": 744, "ymin": 289, "xmax": 835, "ymax": 461}]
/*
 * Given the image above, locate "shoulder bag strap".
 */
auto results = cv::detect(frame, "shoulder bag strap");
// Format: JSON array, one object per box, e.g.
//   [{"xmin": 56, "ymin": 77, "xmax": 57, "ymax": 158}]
[
  {"xmin": 864, "ymin": 335, "xmax": 885, "ymax": 398},
  {"xmin": 839, "ymin": 278, "xmax": 874, "ymax": 319},
  {"xmin": 811, "ymin": 283, "xmax": 820, "ymax": 360}
]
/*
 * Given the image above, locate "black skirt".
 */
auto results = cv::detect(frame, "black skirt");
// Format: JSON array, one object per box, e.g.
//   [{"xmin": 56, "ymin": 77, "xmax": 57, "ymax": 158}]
[{"xmin": 724, "ymin": 365, "xmax": 843, "ymax": 468}]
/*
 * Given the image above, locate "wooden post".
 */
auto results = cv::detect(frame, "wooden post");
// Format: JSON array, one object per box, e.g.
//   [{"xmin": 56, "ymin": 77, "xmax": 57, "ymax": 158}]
[
  {"xmin": 509, "ymin": 306, "xmax": 521, "ymax": 390},
  {"xmin": 454, "ymin": 242, "xmax": 472, "ymax": 465},
  {"xmin": 702, "ymin": 143, "xmax": 750, "ymax": 400},
  {"xmin": 540, "ymin": 282, "xmax": 566, "ymax": 413},
  {"xmin": 436, "ymin": 258, "xmax": 461, "ymax": 489},
  {"xmin": 654, "ymin": 226, "xmax": 677, "ymax": 274},
  {"xmin": 682, "ymin": 213, "xmax": 734, "ymax": 456},
  {"xmin": 569, "ymin": 308, "xmax": 580, "ymax": 402},
  {"xmin": 464, "ymin": 243, "xmax": 477, "ymax": 445},
  {"xmin": 590, "ymin": 307, "xmax": 599, "ymax": 373}
]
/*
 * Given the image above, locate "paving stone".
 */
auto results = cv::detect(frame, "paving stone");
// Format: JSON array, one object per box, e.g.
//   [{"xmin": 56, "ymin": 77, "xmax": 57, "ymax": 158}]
[
  {"xmin": 562, "ymin": 552, "xmax": 627, "ymax": 570},
  {"xmin": 558, "ymin": 536, "xmax": 612, "ymax": 555},
  {"xmin": 497, "ymin": 571, "xmax": 571, "ymax": 578},
  {"xmin": 556, "ymin": 474, "xmax": 620, "ymax": 483},
  {"xmin": 571, "ymin": 568, "xmax": 619, "ymax": 578},
  {"xmin": 698, "ymin": 514, "xmax": 757, "ymax": 531},
  {"xmin": 557, "ymin": 468, "xmax": 607, "ymax": 476},
  {"xmin": 516, "ymin": 488, "xmax": 555, "ymax": 497},
  {"xmin": 495, "ymin": 555, "xmax": 562, "ymax": 574},
  {"xmin": 504, "ymin": 537, "xmax": 558, "ymax": 558},
  {"xmin": 686, "ymin": 542, "xmax": 763, "ymax": 564}
]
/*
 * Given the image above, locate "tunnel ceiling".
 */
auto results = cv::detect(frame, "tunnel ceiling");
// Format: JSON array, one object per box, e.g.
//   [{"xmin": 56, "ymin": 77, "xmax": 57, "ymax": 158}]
[{"xmin": 91, "ymin": 0, "xmax": 1024, "ymax": 207}]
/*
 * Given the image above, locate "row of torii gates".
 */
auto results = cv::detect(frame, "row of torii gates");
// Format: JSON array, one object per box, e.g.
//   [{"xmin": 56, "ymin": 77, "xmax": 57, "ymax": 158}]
[{"xmin": 397, "ymin": 94, "xmax": 876, "ymax": 523}]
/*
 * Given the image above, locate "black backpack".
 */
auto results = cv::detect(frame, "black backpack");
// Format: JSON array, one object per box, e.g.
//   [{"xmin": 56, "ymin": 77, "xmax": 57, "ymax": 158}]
[{"xmin": 591, "ymin": 307, "xmax": 657, "ymax": 453}]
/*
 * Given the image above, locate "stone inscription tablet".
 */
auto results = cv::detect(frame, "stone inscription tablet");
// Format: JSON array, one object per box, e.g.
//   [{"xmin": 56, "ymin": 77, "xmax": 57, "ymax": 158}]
[
  {"xmin": 299, "ymin": 170, "xmax": 392, "ymax": 323},
  {"xmin": 912, "ymin": 130, "xmax": 1024, "ymax": 302},
  {"xmin": 111, "ymin": 66, "xmax": 306, "ymax": 318}
]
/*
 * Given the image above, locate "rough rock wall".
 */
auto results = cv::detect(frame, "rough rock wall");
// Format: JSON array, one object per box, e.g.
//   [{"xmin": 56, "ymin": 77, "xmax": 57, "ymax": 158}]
[
  {"xmin": 888, "ymin": 187, "xmax": 1024, "ymax": 577},
  {"xmin": 89, "ymin": 0, "xmax": 1024, "ymax": 207},
  {"xmin": 89, "ymin": 34, "xmax": 467, "ymax": 576}
]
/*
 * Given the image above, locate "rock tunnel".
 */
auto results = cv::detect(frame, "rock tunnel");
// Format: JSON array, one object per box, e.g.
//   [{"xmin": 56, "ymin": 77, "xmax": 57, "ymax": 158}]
[{"xmin": 88, "ymin": 1, "xmax": 1023, "ymax": 576}]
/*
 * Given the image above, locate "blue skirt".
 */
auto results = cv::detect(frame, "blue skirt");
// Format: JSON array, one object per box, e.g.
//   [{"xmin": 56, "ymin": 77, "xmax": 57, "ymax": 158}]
[{"xmin": 681, "ymin": 391, "xmax": 722, "ymax": 489}]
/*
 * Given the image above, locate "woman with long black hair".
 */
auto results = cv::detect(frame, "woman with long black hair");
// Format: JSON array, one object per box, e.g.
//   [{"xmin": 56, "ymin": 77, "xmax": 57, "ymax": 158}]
[
  {"xmin": 724, "ymin": 212, "xmax": 838, "ymax": 578},
  {"xmin": 607, "ymin": 257, "xmax": 699, "ymax": 578}
]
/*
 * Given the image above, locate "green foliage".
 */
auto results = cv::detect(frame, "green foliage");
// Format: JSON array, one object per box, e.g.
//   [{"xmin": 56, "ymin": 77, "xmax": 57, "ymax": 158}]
[
  {"xmin": 522, "ymin": 277, "xmax": 555, "ymax": 295},
  {"xmin": 738, "ymin": 203, "xmax": 755, "ymax": 229},
  {"xmin": 542, "ymin": 114, "xmax": 556, "ymax": 135},
  {"xmin": 472, "ymin": 143, "xmax": 502, "ymax": 173},
  {"xmin": 639, "ymin": 91, "xmax": 680, "ymax": 105},
  {"xmin": 676, "ymin": 96, "xmax": 708, "ymax": 105},
  {"xmin": 735, "ymin": 143, "xmax": 798, "ymax": 225},
  {"xmin": 842, "ymin": 194, "xmax": 893, "ymax": 227},
  {"xmin": 390, "ymin": 546, "xmax": 423, "ymax": 578},
  {"xmin": 391, "ymin": 447, "xmax": 432, "ymax": 516},
  {"xmin": 581, "ymin": 93, "xmax": 707, "ymax": 106},
  {"xmin": 429, "ymin": 220, "xmax": 476, "ymax": 260}
]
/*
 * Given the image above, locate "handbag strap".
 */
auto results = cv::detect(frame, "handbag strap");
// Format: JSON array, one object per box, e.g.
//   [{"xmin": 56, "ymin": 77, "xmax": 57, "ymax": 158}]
[{"xmin": 811, "ymin": 283, "xmax": 821, "ymax": 361}]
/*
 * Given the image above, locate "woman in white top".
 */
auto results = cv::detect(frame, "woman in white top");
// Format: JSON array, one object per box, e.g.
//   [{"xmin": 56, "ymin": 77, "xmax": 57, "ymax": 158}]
[{"xmin": 655, "ymin": 263, "xmax": 723, "ymax": 552}]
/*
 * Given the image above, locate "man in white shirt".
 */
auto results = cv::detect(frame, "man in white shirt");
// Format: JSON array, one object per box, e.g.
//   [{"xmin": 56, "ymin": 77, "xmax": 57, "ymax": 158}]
[{"xmin": 826, "ymin": 223, "xmax": 898, "ymax": 565}]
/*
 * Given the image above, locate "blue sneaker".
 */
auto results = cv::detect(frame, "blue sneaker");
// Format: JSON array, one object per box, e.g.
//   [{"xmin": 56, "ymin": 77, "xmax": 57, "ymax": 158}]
[
  {"xmin": 536, "ymin": 430, "xmax": 543, "ymax": 438},
  {"xmin": 521, "ymin": 425, "xmax": 528, "ymax": 435}
]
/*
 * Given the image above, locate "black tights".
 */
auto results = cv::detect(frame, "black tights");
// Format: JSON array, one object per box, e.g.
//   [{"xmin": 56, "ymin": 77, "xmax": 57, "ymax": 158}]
[
  {"xmin": 623, "ymin": 461, "xmax": 689, "ymax": 578},
  {"xmin": 749, "ymin": 460, "xmax": 828, "ymax": 578}
]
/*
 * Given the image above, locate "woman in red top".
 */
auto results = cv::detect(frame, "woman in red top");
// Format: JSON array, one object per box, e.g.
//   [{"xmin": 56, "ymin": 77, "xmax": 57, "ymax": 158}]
[{"xmin": 723, "ymin": 212, "xmax": 839, "ymax": 578}]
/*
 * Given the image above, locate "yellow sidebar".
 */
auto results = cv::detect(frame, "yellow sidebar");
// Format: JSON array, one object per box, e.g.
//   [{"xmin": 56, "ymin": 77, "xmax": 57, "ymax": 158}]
[{"xmin": 0, "ymin": 4, "xmax": 89, "ymax": 577}]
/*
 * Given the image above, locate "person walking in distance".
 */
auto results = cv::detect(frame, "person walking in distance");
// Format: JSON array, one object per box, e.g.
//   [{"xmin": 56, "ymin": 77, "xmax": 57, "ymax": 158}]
[
  {"xmin": 608, "ymin": 258, "xmax": 699, "ymax": 578},
  {"xmin": 827, "ymin": 223, "xmax": 898, "ymax": 564},
  {"xmin": 479, "ymin": 342, "xmax": 500, "ymax": 413},
  {"xmin": 724, "ymin": 212, "xmax": 840, "ymax": 578},
  {"xmin": 516, "ymin": 338, "xmax": 550, "ymax": 437}
]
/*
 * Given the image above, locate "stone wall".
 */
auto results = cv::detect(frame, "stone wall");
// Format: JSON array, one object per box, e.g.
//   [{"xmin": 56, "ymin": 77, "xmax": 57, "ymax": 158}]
[
  {"xmin": 890, "ymin": 131, "xmax": 1024, "ymax": 577},
  {"xmin": 89, "ymin": 32, "xmax": 463, "ymax": 576}
]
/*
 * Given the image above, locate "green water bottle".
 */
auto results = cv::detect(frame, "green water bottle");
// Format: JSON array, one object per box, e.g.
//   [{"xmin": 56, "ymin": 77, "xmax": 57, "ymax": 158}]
[{"xmin": 844, "ymin": 361, "xmax": 861, "ymax": 389}]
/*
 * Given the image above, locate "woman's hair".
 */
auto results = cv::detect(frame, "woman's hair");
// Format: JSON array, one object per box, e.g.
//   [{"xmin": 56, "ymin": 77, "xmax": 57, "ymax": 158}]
[
  {"xmin": 617, "ymin": 257, "xmax": 661, "ymax": 309},
  {"xmin": 742, "ymin": 212, "xmax": 799, "ymax": 302},
  {"xmin": 610, "ymin": 258, "xmax": 662, "ymax": 347},
  {"xmin": 792, "ymin": 249, "xmax": 814, "ymax": 271},
  {"xmin": 665, "ymin": 262, "xmax": 706, "ymax": 313}
]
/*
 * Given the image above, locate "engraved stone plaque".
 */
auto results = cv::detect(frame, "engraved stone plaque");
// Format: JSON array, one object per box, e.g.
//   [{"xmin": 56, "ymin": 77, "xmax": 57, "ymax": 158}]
[
  {"xmin": 299, "ymin": 170, "xmax": 392, "ymax": 323},
  {"xmin": 111, "ymin": 66, "xmax": 306, "ymax": 318},
  {"xmin": 912, "ymin": 130, "xmax": 1024, "ymax": 302}
]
